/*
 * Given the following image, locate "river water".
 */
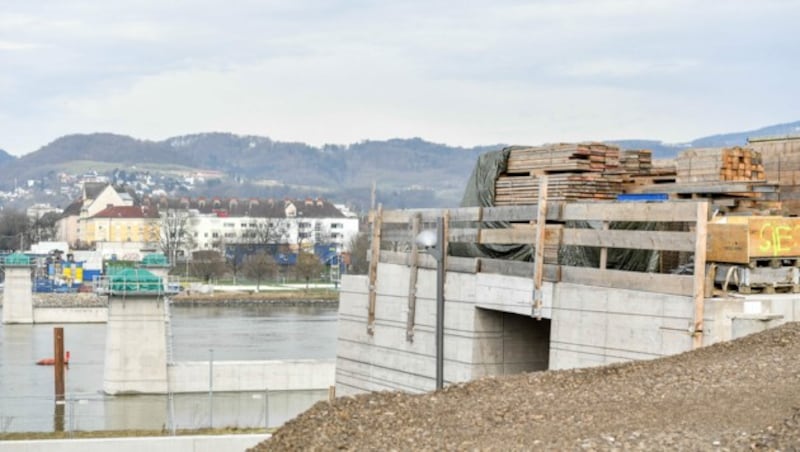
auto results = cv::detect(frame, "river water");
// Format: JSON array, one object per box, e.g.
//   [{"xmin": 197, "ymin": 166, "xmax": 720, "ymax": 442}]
[{"xmin": 0, "ymin": 304, "xmax": 338, "ymax": 433}]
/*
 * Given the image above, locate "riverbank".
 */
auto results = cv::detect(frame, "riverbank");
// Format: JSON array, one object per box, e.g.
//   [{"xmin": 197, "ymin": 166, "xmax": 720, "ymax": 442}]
[
  {"xmin": 171, "ymin": 288, "xmax": 339, "ymax": 306},
  {"xmin": 0, "ymin": 288, "xmax": 339, "ymax": 308}
]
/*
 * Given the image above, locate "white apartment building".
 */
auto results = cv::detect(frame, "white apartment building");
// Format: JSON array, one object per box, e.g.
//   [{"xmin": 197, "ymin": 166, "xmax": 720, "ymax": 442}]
[{"xmin": 151, "ymin": 196, "xmax": 360, "ymax": 255}]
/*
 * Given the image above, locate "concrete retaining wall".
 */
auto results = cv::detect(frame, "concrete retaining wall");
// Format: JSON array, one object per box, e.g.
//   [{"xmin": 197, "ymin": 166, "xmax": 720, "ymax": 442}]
[
  {"xmin": 336, "ymin": 265, "xmax": 551, "ymax": 396},
  {"xmin": 169, "ymin": 359, "xmax": 335, "ymax": 392},
  {"xmin": 337, "ymin": 262, "xmax": 800, "ymax": 396},
  {"xmin": 0, "ymin": 434, "xmax": 270, "ymax": 452},
  {"xmin": 548, "ymin": 282, "xmax": 695, "ymax": 370}
]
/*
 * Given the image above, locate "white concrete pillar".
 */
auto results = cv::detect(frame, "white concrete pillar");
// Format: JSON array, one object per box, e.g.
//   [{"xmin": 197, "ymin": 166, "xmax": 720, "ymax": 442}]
[
  {"xmin": 103, "ymin": 292, "xmax": 168, "ymax": 394},
  {"xmin": 2, "ymin": 264, "xmax": 33, "ymax": 324}
]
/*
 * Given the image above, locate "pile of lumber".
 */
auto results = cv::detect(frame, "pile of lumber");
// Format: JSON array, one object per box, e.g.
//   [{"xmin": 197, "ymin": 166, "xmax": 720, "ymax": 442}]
[
  {"xmin": 495, "ymin": 173, "xmax": 624, "ymax": 205},
  {"xmin": 747, "ymin": 136, "xmax": 800, "ymax": 185},
  {"xmin": 676, "ymin": 147, "xmax": 765, "ymax": 183},
  {"xmin": 619, "ymin": 150, "xmax": 653, "ymax": 175},
  {"xmin": 496, "ymin": 143, "xmax": 625, "ymax": 206},
  {"xmin": 506, "ymin": 143, "xmax": 620, "ymax": 174}
]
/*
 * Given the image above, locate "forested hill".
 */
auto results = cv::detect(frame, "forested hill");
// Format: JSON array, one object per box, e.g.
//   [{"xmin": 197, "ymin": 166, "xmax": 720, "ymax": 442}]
[{"xmin": 1, "ymin": 120, "xmax": 798, "ymax": 209}]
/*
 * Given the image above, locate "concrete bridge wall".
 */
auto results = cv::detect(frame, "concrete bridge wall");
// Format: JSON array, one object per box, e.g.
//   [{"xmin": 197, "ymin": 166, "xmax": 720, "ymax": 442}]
[
  {"xmin": 336, "ymin": 262, "xmax": 800, "ymax": 396},
  {"xmin": 336, "ymin": 265, "xmax": 552, "ymax": 396}
]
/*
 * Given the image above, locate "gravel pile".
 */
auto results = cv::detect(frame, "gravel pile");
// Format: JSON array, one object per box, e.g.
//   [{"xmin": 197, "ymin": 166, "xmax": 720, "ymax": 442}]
[{"xmin": 253, "ymin": 322, "xmax": 800, "ymax": 451}]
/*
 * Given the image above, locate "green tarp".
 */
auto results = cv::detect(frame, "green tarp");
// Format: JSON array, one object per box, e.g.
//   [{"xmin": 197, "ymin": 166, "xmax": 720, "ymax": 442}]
[
  {"xmin": 4, "ymin": 253, "xmax": 30, "ymax": 265},
  {"xmin": 108, "ymin": 268, "xmax": 163, "ymax": 293},
  {"xmin": 141, "ymin": 253, "xmax": 169, "ymax": 266}
]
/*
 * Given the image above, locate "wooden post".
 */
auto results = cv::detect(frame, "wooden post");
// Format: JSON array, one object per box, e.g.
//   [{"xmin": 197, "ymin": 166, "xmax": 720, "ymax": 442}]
[
  {"xmin": 54, "ymin": 327, "xmax": 65, "ymax": 401},
  {"xmin": 599, "ymin": 221, "xmax": 609, "ymax": 269},
  {"xmin": 406, "ymin": 213, "xmax": 421, "ymax": 342},
  {"xmin": 367, "ymin": 204, "xmax": 383, "ymax": 335},
  {"xmin": 692, "ymin": 202, "xmax": 709, "ymax": 349},
  {"xmin": 532, "ymin": 176, "xmax": 549, "ymax": 318}
]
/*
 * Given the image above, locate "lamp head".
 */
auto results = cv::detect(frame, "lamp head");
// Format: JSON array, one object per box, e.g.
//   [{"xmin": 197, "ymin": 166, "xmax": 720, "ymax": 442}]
[{"xmin": 415, "ymin": 229, "xmax": 437, "ymax": 249}]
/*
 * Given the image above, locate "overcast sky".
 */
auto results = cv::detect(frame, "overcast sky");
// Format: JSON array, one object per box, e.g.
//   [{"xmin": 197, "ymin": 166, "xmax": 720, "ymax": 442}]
[{"xmin": 1, "ymin": 0, "xmax": 798, "ymax": 156}]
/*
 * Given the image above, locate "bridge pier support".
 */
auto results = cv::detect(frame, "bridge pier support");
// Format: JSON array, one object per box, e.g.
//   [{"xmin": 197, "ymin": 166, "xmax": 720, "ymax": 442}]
[
  {"xmin": 102, "ymin": 269, "xmax": 168, "ymax": 394},
  {"xmin": 2, "ymin": 253, "xmax": 34, "ymax": 324}
]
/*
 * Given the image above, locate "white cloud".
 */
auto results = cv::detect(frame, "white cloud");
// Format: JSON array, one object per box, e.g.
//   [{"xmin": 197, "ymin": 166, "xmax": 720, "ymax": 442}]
[{"xmin": 0, "ymin": 0, "xmax": 799, "ymax": 155}]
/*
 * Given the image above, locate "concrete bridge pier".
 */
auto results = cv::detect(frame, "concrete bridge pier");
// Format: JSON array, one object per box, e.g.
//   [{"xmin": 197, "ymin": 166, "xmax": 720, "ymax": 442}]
[
  {"xmin": 1, "ymin": 253, "xmax": 34, "ymax": 324},
  {"xmin": 103, "ymin": 269, "xmax": 168, "ymax": 394}
]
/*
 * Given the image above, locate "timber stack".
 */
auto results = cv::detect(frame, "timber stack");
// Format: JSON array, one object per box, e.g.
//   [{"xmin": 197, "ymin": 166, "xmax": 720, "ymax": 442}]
[
  {"xmin": 495, "ymin": 143, "xmax": 625, "ymax": 205},
  {"xmin": 491, "ymin": 137, "xmax": 800, "ymax": 216},
  {"xmin": 676, "ymin": 147, "xmax": 765, "ymax": 183},
  {"xmin": 747, "ymin": 136, "xmax": 800, "ymax": 213}
]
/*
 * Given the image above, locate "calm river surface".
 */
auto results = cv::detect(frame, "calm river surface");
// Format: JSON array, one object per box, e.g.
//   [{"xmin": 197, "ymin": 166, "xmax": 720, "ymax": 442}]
[{"xmin": 0, "ymin": 304, "xmax": 338, "ymax": 433}]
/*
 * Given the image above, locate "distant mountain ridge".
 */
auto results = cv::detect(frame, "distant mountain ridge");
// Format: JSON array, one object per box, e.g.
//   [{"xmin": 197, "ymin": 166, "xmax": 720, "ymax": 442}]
[
  {"xmin": 610, "ymin": 120, "xmax": 800, "ymax": 158},
  {"xmin": 1, "ymin": 120, "xmax": 798, "ymax": 208}
]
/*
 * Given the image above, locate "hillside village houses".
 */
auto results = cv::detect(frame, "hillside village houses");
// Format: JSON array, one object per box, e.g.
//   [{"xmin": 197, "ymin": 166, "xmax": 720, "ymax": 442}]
[{"xmin": 55, "ymin": 182, "xmax": 360, "ymax": 263}]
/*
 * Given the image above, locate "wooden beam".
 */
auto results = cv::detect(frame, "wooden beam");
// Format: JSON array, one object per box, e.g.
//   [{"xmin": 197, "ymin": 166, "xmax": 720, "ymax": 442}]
[
  {"xmin": 480, "ymin": 258, "xmax": 561, "ymax": 281},
  {"xmin": 561, "ymin": 229, "xmax": 696, "ymax": 252},
  {"xmin": 367, "ymin": 204, "xmax": 383, "ymax": 335},
  {"xmin": 406, "ymin": 214, "xmax": 420, "ymax": 343},
  {"xmin": 693, "ymin": 202, "xmax": 709, "ymax": 349},
  {"xmin": 380, "ymin": 251, "xmax": 480, "ymax": 273},
  {"xmin": 560, "ymin": 266, "xmax": 694, "ymax": 296},
  {"xmin": 561, "ymin": 201, "xmax": 701, "ymax": 222},
  {"xmin": 599, "ymin": 221, "xmax": 609, "ymax": 270},
  {"xmin": 532, "ymin": 176, "xmax": 548, "ymax": 318}
]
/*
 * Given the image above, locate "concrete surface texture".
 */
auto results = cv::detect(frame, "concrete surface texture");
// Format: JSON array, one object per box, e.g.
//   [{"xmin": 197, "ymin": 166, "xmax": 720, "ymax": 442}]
[
  {"xmin": 336, "ymin": 262, "xmax": 800, "ymax": 396},
  {"xmin": 2, "ymin": 266, "xmax": 33, "ymax": 324},
  {"xmin": 103, "ymin": 294, "xmax": 169, "ymax": 394}
]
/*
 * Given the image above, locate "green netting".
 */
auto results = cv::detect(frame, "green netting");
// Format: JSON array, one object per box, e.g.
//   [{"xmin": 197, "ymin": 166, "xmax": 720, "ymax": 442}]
[
  {"xmin": 109, "ymin": 268, "xmax": 163, "ymax": 293},
  {"xmin": 141, "ymin": 253, "xmax": 169, "ymax": 266},
  {"xmin": 5, "ymin": 252, "xmax": 31, "ymax": 265}
]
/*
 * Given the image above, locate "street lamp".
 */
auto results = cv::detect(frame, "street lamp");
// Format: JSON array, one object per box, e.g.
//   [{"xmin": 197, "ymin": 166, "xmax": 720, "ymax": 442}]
[{"xmin": 415, "ymin": 217, "xmax": 445, "ymax": 390}]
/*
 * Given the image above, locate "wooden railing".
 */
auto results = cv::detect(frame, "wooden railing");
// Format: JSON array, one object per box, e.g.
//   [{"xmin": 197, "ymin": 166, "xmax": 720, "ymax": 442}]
[{"xmin": 368, "ymin": 199, "xmax": 709, "ymax": 347}]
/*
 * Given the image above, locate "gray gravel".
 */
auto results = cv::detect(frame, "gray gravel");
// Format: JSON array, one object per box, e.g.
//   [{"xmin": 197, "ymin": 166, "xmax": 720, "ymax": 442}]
[{"xmin": 253, "ymin": 322, "xmax": 800, "ymax": 451}]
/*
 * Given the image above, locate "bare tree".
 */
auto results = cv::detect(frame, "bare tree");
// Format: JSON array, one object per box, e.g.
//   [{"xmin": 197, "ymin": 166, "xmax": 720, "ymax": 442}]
[
  {"xmin": 295, "ymin": 250, "xmax": 323, "ymax": 289},
  {"xmin": 30, "ymin": 212, "xmax": 60, "ymax": 243},
  {"xmin": 159, "ymin": 207, "xmax": 194, "ymax": 265},
  {"xmin": 346, "ymin": 232, "xmax": 370, "ymax": 275},
  {"xmin": 242, "ymin": 251, "xmax": 277, "ymax": 291},
  {"xmin": 190, "ymin": 250, "xmax": 228, "ymax": 283},
  {"xmin": 0, "ymin": 210, "xmax": 31, "ymax": 251}
]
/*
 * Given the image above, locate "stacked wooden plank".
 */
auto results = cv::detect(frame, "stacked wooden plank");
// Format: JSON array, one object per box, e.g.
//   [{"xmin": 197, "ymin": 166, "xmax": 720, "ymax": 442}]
[
  {"xmin": 506, "ymin": 143, "xmax": 620, "ymax": 174},
  {"xmin": 676, "ymin": 147, "xmax": 765, "ymax": 183},
  {"xmin": 496, "ymin": 173, "xmax": 624, "ymax": 204},
  {"xmin": 747, "ymin": 136, "xmax": 800, "ymax": 185},
  {"xmin": 619, "ymin": 149, "xmax": 653, "ymax": 174}
]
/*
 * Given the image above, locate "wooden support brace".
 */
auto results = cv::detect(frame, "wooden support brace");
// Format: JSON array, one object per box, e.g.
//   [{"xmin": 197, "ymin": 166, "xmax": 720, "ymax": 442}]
[
  {"xmin": 599, "ymin": 221, "xmax": 609, "ymax": 270},
  {"xmin": 406, "ymin": 213, "xmax": 421, "ymax": 342},
  {"xmin": 532, "ymin": 176, "xmax": 548, "ymax": 318},
  {"xmin": 367, "ymin": 204, "xmax": 383, "ymax": 335},
  {"xmin": 692, "ymin": 202, "xmax": 709, "ymax": 349}
]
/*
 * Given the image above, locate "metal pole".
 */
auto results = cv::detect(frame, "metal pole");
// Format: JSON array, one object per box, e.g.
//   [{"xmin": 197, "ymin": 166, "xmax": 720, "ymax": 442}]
[
  {"xmin": 435, "ymin": 217, "xmax": 445, "ymax": 390},
  {"xmin": 208, "ymin": 348, "xmax": 213, "ymax": 428}
]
